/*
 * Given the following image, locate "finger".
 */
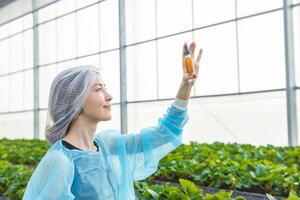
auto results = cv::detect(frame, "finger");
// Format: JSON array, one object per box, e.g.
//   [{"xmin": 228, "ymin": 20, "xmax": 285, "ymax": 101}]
[
  {"xmin": 190, "ymin": 73, "xmax": 197, "ymax": 78},
  {"xmin": 189, "ymin": 42, "xmax": 193, "ymax": 51},
  {"xmin": 195, "ymin": 64, "xmax": 199, "ymax": 75},
  {"xmin": 190, "ymin": 42, "xmax": 196, "ymax": 57},
  {"xmin": 188, "ymin": 42, "xmax": 195, "ymax": 57},
  {"xmin": 187, "ymin": 73, "xmax": 197, "ymax": 80},
  {"xmin": 196, "ymin": 48, "xmax": 203, "ymax": 63},
  {"xmin": 195, "ymin": 49, "xmax": 203, "ymax": 75}
]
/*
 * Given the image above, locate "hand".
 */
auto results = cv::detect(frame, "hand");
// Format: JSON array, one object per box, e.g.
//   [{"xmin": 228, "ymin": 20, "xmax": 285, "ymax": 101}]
[{"xmin": 181, "ymin": 41, "xmax": 203, "ymax": 86}]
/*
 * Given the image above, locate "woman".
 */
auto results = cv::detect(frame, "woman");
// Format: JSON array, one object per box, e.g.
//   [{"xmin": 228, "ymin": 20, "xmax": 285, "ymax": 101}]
[{"xmin": 23, "ymin": 42, "xmax": 203, "ymax": 200}]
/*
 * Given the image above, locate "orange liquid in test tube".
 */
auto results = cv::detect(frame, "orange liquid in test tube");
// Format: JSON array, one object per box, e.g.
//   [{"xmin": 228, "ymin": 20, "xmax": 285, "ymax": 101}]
[{"xmin": 183, "ymin": 44, "xmax": 194, "ymax": 75}]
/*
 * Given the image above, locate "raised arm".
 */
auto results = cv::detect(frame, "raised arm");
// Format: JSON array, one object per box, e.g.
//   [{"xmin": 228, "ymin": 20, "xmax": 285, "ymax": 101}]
[{"xmin": 123, "ymin": 42, "xmax": 203, "ymax": 180}]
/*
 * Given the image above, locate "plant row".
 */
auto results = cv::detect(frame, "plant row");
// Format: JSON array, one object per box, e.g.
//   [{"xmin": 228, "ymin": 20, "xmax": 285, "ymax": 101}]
[
  {"xmin": 0, "ymin": 139, "xmax": 49, "ymax": 166},
  {"xmin": 2, "ymin": 139, "xmax": 300, "ymax": 198},
  {"xmin": 149, "ymin": 142, "xmax": 300, "ymax": 197}
]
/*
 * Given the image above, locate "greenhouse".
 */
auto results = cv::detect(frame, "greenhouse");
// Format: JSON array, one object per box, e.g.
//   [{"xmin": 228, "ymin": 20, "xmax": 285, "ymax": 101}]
[{"xmin": 0, "ymin": 0, "xmax": 300, "ymax": 199}]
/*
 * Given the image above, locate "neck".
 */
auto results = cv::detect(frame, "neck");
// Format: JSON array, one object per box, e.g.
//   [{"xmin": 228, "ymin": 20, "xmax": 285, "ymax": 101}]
[{"xmin": 63, "ymin": 115, "xmax": 98, "ymax": 151}]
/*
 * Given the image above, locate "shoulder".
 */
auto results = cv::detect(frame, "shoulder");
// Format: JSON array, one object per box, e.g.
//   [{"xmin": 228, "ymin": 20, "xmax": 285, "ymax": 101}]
[
  {"xmin": 37, "ymin": 149, "xmax": 73, "ymax": 173},
  {"xmin": 45, "ymin": 150, "xmax": 71, "ymax": 163},
  {"xmin": 24, "ymin": 149, "xmax": 75, "ymax": 198},
  {"xmin": 94, "ymin": 129, "xmax": 125, "ymax": 152},
  {"xmin": 94, "ymin": 129, "xmax": 121, "ymax": 142}
]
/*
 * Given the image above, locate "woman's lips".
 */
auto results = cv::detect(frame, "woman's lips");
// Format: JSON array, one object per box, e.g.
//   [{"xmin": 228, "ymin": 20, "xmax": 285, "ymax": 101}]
[{"xmin": 103, "ymin": 106, "xmax": 111, "ymax": 110}]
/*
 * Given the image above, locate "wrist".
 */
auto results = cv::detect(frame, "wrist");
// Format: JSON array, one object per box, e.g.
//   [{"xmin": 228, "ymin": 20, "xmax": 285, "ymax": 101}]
[
  {"xmin": 176, "ymin": 82, "xmax": 192, "ymax": 100},
  {"xmin": 180, "ymin": 79, "xmax": 193, "ymax": 88},
  {"xmin": 172, "ymin": 98, "xmax": 189, "ymax": 110}
]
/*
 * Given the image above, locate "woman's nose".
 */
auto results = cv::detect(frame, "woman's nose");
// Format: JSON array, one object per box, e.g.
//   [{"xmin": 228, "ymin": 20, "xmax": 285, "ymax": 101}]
[{"xmin": 105, "ymin": 92, "xmax": 113, "ymax": 101}]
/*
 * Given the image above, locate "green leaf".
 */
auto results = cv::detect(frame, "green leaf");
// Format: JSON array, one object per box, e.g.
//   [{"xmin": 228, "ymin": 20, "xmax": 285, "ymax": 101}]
[
  {"xmin": 146, "ymin": 188, "xmax": 159, "ymax": 199},
  {"xmin": 266, "ymin": 194, "xmax": 278, "ymax": 200},
  {"xmin": 179, "ymin": 178, "xmax": 202, "ymax": 196},
  {"xmin": 287, "ymin": 190, "xmax": 300, "ymax": 200}
]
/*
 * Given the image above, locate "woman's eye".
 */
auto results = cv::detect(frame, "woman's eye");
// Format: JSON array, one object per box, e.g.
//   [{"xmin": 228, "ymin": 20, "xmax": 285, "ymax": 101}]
[{"xmin": 97, "ymin": 88, "xmax": 106, "ymax": 92}]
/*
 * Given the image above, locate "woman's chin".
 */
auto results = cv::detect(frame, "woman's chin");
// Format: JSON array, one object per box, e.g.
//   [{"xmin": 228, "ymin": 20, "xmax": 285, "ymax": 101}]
[
  {"xmin": 105, "ymin": 116, "xmax": 112, "ymax": 121},
  {"xmin": 101, "ymin": 114, "xmax": 112, "ymax": 121}
]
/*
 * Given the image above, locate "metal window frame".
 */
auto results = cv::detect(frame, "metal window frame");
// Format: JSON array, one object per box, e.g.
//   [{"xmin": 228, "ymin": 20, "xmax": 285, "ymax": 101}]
[
  {"xmin": 119, "ymin": 0, "xmax": 127, "ymax": 134},
  {"xmin": 283, "ymin": 0, "xmax": 298, "ymax": 146},
  {"xmin": 32, "ymin": 0, "xmax": 39, "ymax": 138}
]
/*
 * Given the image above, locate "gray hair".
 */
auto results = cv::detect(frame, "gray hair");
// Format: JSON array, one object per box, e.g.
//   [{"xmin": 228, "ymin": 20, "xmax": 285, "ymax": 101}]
[{"xmin": 45, "ymin": 65, "xmax": 99, "ymax": 144}]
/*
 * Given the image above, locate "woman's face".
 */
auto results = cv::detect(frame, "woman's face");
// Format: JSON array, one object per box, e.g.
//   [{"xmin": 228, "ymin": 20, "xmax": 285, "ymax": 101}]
[{"xmin": 81, "ymin": 74, "xmax": 113, "ymax": 122}]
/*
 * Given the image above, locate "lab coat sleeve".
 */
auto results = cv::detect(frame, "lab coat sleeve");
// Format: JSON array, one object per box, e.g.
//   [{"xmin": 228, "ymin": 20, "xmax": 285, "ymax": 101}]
[
  {"xmin": 121, "ymin": 104, "xmax": 189, "ymax": 181},
  {"xmin": 22, "ymin": 150, "xmax": 75, "ymax": 200}
]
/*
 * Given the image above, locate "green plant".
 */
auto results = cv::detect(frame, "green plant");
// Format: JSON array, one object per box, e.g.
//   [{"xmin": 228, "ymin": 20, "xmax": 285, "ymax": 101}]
[{"xmin": 0, "ymin": 160, "xmax": 33, "ymax": 200}]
